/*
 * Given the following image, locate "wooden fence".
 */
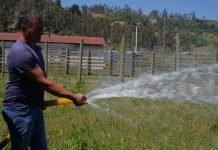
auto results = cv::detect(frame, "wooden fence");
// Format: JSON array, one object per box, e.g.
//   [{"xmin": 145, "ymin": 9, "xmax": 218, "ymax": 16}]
[{"xmin": 1, "ymin": 38, "xmax": 218, "ymax": 81}]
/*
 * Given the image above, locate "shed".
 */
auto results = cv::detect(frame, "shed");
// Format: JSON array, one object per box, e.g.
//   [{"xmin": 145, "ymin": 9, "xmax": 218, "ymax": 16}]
[{"xmin": 0, "ymin": 32, "xmax": 105, "ymax": 50}]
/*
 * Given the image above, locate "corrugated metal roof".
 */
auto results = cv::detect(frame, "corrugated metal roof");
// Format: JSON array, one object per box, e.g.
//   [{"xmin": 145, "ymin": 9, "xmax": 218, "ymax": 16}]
[{"xmin": 0, "ymin": 32, "xmax": 105, "ymax": 45}]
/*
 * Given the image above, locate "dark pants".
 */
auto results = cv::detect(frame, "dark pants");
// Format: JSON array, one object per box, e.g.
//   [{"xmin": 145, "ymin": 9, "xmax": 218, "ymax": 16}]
[{"xmin": 2, "ymin": 107, "xmax": 47, "ymax": 150}]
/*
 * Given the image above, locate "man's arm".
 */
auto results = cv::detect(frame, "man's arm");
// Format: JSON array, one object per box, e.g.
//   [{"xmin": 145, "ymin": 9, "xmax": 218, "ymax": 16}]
[{"xmin": 24, "ymin": 66, "xmax": 87, "ymax": 106}]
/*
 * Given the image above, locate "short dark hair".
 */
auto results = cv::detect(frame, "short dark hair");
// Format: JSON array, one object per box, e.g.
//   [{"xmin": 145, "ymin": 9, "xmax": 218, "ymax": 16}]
[{"xmin": 16, "ymin": 10, "xmax": 42, "ymax": 30}]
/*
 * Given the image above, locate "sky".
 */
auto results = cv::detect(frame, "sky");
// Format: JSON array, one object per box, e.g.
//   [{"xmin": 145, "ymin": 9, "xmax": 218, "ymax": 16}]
[{"xmin": 61, "ymin": 0, "xmax": 218, "ymax": 20}]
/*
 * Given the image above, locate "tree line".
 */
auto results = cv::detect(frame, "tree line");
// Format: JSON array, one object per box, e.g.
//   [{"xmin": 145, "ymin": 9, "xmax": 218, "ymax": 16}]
[{"xmin": 0, "ymin": 0, "xmax": 218, "ymax": 50}]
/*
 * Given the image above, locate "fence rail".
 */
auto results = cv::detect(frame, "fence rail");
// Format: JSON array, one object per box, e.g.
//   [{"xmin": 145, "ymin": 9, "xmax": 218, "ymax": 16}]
[{"xmin": 0, "ymin": 40, "xmax": 218, "ymax": 80}]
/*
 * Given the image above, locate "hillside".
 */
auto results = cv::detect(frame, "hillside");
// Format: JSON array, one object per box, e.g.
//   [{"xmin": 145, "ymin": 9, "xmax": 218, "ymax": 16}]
[{"xmin": 0, "ymin": 0, "xmax": 218, "ymax": 50}]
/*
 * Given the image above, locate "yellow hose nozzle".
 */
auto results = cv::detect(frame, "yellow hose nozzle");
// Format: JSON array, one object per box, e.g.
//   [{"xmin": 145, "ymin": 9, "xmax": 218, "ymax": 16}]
[{"xmin": 43, "ymin": 98, "xmax": 74, "ymax": 107}]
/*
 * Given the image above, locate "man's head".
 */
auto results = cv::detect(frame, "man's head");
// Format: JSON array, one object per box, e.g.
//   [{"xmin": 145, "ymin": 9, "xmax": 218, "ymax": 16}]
[{"xmin": 17, "ymin": 10, "xmax": 43, "ymax": 44}]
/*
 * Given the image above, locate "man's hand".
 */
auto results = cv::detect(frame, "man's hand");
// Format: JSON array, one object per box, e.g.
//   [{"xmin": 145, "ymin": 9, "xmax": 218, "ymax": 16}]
[
  {"xmin": 72, "ymin": 93, "xmax": 87, "ymax": 106},
  {"xmin": 24, "ymin": 66, "xmax": 87, "ymax": 106}
]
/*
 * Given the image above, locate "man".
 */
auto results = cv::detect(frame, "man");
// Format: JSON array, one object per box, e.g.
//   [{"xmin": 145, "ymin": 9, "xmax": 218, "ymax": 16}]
[{"xmin": 2, "ymin": 10, "xmax": 87, "ymax": 150}]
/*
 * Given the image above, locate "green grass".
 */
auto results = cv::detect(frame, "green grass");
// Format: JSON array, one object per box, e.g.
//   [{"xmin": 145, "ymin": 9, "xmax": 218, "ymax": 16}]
[
  {"xmin": 1, "ymin": 75, "xmax": 218, "ymax": 149},
  {"xmin": 201, "ymin": 32, "xmax": 218, "ymax": 45}
]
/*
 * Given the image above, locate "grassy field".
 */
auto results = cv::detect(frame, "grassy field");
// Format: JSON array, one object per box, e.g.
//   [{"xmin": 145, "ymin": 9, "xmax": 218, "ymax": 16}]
[{"xmin": 1, "ymin": 74, "xmax": 218, "ymax": 149}]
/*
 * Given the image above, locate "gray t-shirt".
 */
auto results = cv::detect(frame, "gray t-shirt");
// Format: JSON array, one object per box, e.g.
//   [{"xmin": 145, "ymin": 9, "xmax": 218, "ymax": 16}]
[{"xmin": 3, "ymin": 40, "xmax": 45, "ymax": 111}]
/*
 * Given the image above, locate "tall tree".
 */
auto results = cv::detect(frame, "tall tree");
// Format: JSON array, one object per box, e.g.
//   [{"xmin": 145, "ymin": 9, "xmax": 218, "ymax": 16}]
[
  {"xmin": 191, "ymin": 11, "xmax": 196, "ymax": 21},
  {"xmin": 123, "ymin": 5, "xmax": 132, "ymax": 13},
  {"xmin": 81, "ymin": 4, "xmax": 89, "ymax": 15},
  {"xmin": 137, "ymin": 8, "xmax": 143, "ymax": 16},
  {"xmin": 149, "ymin": 9, "xmax": 159, "ymax": 18},
  {"xmin": 69, "ymin": 4, "xmax": 81, "ymax": 15},
  {"xmin": 55, "ymin": 0, "xmax": 61, "ymax": 8},
  {"xmin": 162, "ymin": 9, "xmax": 168, "ymax": 53}
]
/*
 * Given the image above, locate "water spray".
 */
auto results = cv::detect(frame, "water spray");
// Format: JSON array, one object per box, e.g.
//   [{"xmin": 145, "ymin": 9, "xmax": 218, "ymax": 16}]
[
  {"xmin": 86, "ymin": 64, "xmax": 218, "ymax": 103},
  {"xmin": 2, "ymin": 64, "xmax": 218, "ymax": 148}
]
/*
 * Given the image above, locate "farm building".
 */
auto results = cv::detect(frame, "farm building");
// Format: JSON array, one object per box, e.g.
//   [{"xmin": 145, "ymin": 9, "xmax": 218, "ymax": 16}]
[
  {"xmin": 0, "ymin": 32, "xmax": 105, "ymax": 50},
  {"xmin": 0, "ymin": 32, "xmax": 108, "ymax": 75}
]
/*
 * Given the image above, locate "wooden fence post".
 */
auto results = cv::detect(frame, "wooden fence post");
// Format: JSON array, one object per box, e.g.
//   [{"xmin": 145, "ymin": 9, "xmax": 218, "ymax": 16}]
[
  {"xmin": 180, "ymin": 46, "xmax": 183, "ymax": 53},
  {"xmin": 194, "ymin": 51, "xmax": 197, "ymax": 67},
  {"xmin": 176, "ymin": 33, "xmax": 181, "ymax": 71},
  {"xmin": 77, "ymin": 39, "xmax": 84, "ymax": 82},
  {"xmin": 130, "ymin": 32, "xmax": 135, "ymax": 77},
  {"xmin": 174, "ymin": 46, "xmax": 177, "ymax": 71},
  {"xmin": 44, "ymin": 41, "xmax": 48, "ymax": 75},
  {"xmin": 120, "ymin": 36, "xmax": 125, "ymax": 82},
  {"xmin": 109, "ymin": 45, "xmax": 113, "ymax": 76},
  {"xmin": 131, "ymin": 50, "xmax": 135, "ymax": 77},
  {"xmin": 65, "ymin": 48, "xmax": 69, "ymax": 74},
  {"xmin": 215, "ymin": 49, "xmax": 218, "ymax": 63},
  {"xmin": 2, "ymin": 40, "xmax": 5, "ymax": 78},
  {"xmin": 151, "ymin": 47, "xmax": 155, "ymax": 75},
  {"xmin": 87, "ymin": 49, "xmax": 91, "ymax": 75}
]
